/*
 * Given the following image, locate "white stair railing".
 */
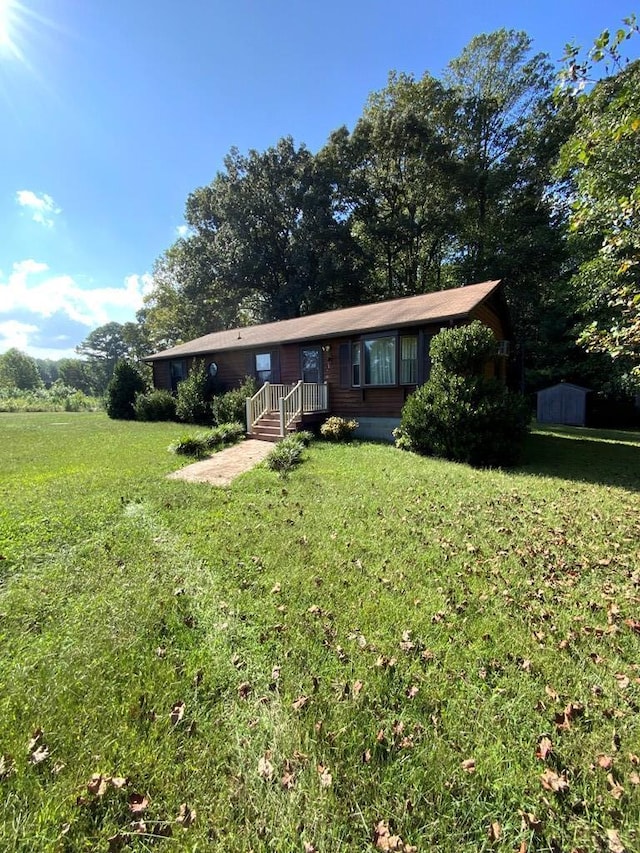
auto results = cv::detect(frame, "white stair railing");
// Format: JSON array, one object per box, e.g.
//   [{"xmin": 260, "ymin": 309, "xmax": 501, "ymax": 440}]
[
  {"xmin": 246, "ymin": 382, "xmax": 270, "ymax": 430},
  {"xmin": 247, "ymin": 380, "xmax": 328, "ymax": 435},
  {"xmin": 302, "ymin": 382, "xmax": 328, "ymax": 413},
  {"xmin": 279, "ymin": 380, "xmax": 303, "ymax": 435}
]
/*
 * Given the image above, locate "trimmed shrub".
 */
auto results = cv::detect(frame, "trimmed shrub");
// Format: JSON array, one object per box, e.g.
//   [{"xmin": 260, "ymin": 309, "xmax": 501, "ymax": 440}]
[
  {"xmin": 398, "ymin": 322, "xmax": 530, "ymax": 467},
  {"xmin": 134, "ymin": 389, "xmax": 177, "ymax": 422},
  {"xmin": 169, "ymin": 432, "xmax": 211, "ymax": 458},
  {"xmin": 320, "ymin": 416, "xmax": 359, "ymax": 442},
  {"xmin": 212, "ymin": 376, "xmax": 257, "ymax": 425},
  {"xmin": 106, "ymin": 361, "xmax": 147, "ymax": 420},
  {"xmin": 292, "ymin": 430, "xmax": 314, "ymax": 446},
  {"xmin": 168, "ymin": 422, "xmax": 245, "ymax": 458},
  {"xmin": 175, "ymin": 361, "xmax": 211, "ymax": 424},
  {"xmin": 265, "ymin": 433, "xmax": 306, "ymax": 478}
]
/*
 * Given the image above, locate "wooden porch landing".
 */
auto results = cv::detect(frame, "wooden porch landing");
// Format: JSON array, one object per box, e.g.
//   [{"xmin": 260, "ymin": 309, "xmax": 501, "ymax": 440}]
[{"xmin": 167, "ymin": 439, "xmax": 273, "ymax": 487}]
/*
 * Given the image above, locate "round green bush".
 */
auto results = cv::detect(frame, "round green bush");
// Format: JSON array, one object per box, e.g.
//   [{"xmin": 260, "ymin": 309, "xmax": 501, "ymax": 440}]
[
  {"xmin": 398, "ymin": 322, "xmax": 530, "ymax": 467},
  {"xmin": 134, "ymin": 389, "xmax": 177, "ymax": 421}
]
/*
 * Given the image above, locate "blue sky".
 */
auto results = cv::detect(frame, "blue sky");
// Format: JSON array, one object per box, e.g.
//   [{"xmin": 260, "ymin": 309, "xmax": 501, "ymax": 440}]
[{"xmin": 0, "ymin": 0, "xmax": 637, "ymax": 360}]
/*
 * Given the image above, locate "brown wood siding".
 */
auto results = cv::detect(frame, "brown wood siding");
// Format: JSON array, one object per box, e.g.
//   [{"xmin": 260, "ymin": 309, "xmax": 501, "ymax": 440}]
[
  {"xmin": 153, "ymin": 360, "xmax": 171, "ymax": 391},
  {"xmin": 280, "ymin": 344, "xmax": 301, "ymax": 383},
  {"xmin": 470, "ymin": 303, "xmax": 505, "ymax": 339},
  {"xmin": 204, "ymin": 350, "xmax": 253, "ymax": 389}
]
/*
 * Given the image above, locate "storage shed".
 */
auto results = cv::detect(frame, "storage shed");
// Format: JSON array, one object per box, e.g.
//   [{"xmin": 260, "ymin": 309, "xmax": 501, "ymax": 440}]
[{"xmin": 536, "ymin": 382, "xmax": 591, "ymax": 426}]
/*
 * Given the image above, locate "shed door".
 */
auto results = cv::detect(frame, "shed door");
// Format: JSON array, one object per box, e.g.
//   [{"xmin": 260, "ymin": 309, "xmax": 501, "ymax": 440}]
[{"xmin": 301, "ymin": 347, "xmax": 322, "ymax": 384}]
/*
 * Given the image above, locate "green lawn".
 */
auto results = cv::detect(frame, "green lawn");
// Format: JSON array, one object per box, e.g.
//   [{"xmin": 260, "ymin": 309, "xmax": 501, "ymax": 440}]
[{"xmin": 1, "ymin": 412, "xmax": 639, "ymax": 852}]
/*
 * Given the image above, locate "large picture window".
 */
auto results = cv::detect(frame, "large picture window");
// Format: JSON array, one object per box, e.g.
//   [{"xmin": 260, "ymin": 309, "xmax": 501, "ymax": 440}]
[{"xmin": 364, "ymin": 336, "xmax": 396, "ymax": 385}]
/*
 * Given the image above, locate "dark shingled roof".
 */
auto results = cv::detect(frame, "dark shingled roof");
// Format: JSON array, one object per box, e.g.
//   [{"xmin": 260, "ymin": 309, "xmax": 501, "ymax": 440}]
[{"xmin": 146, "ymin": 279, "xmax": 502, "ymax": 361}]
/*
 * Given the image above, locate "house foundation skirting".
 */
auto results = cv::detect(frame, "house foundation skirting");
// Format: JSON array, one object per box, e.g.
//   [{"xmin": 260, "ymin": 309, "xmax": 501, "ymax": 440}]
[{"xmin": 348, "ymin": 416, "xmax": 400, "ymax": 443}]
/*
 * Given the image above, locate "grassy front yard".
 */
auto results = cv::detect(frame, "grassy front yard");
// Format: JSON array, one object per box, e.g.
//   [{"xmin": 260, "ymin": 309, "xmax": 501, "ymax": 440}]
[{"xmin": 1, "ymin": 413, "xmax": 639, "ymax": 851}]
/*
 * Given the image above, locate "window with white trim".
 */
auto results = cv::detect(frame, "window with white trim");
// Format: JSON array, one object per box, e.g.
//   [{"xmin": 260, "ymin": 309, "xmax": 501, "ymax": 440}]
[
  {"xmin": 400, "ymin": 335, "xmax": 418, "ymax": 384},
  {"xmin": 352, "ymin": 342, "xmax": 361, "ymax": 387},
  {"xmin": 255, "ymin": 352, "xmax": 272, "ymax": 383},
  {"xmin": 364, "ymin": 336, "xmax": 396, "ymax": 385}
]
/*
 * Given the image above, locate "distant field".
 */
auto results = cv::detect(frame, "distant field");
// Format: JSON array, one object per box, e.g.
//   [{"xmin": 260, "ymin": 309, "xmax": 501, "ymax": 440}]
[{"xmin": 0, "ymin": 413, "xmax": 639, "ymax": 851}]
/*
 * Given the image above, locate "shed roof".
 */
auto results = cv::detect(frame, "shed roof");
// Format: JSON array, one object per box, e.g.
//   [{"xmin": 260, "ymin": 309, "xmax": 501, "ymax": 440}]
[
  {"xmin": 537, "ymin": 383, "xmax": 593, "ymax": 394},
  {"xmin": 146, "ymin": 279, "xmax": 502, "ymax": 361}
]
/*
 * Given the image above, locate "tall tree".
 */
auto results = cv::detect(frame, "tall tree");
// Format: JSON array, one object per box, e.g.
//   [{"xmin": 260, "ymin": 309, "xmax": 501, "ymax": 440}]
[
  {"xmin": 331, "ymin": 72, "xmax": 456, "ymax": 299},
  {"xmin": 444, "ymin": 29, "xmax": 555, "ymax": 281},
  {"xmin": 557, "ymin": 29, "xmax": 640, "ymax": 384},
  {"xmin": 76, "ymin": 321, "xmax": 148, "ymax": 391},
  {"xmin": 0, "ymin": 348, "xmax": 43, "ymax": 391},
  {"xmin": 186, "ymin": 136, "xmax": 364, "ymax": 321}
]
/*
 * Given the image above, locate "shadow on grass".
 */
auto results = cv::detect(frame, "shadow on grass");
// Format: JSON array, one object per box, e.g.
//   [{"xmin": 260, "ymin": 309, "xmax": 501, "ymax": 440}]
[{"xmin": 518, "ymin": 426, "xmax": 640, "ymax": 492}]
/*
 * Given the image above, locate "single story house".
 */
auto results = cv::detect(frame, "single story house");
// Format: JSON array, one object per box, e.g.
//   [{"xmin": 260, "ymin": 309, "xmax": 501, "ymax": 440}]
[{"xmin": 146, "ymin": 279, "xmax": 511, "ymax": 441}]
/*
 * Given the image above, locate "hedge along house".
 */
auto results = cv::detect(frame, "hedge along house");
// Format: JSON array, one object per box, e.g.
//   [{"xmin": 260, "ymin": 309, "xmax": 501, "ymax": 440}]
[{"xmin": 146, "ymin": 279, "xmax": 511, "ymax": 441}]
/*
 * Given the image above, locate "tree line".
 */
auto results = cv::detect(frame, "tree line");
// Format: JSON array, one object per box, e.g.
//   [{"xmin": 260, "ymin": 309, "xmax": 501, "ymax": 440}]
[{"xmin": 2, "ymin": 22, "xmax": 638, "ymax": 399}]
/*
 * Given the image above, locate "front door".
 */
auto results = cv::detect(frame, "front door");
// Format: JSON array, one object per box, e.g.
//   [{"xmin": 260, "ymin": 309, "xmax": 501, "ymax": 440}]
[{"xmin": 301, "ymin": 347, "xmax": 322, "ymax": 384}]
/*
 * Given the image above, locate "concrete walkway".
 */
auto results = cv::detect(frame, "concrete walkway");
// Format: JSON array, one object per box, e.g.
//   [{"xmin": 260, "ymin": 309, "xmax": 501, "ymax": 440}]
[{"xmin": 167, "ymin": 439, "xmax": 274, "ymax": 487}]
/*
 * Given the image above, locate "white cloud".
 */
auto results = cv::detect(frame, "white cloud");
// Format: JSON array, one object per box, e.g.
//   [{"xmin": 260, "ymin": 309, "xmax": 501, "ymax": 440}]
[
  {"xmin": 175, "ymin": 224, "xmax": 190, "ymax": 237},
  {"xmin": 15, "ymin": 190, "xmax": 62, "ymax": 228},
  {"xmin": 0, "ymin": 319, "xmax": 39, "ymax": 351},
  {"xmin": 0, "ymin": 260, "xmax": 153, "ymax": 328}
]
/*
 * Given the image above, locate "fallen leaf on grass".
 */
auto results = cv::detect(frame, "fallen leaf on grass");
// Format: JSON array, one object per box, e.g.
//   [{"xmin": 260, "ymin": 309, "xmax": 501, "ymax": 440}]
[
  {"xmin": 555, "ymin": 702, "xmax": 584, "ymax": 731},
  {"xmin": 598, "ymin": 755, "xmax": 614, "ymax": 770},
  {"xmin": 541, "ymin": 768, "xmax": 569, "ymax": 793},
  {"xmin": 536, "ymin": 736, "xmax": 553, "ymax": 761},
  {"xmin": 237, "ymin": 682, "xmax": 252, "ymax": 699},
  {"xmin": 29, "ymin": 745, "xmax": 49, "ymax": 765},
  {"xmin": 130, "ymin": 820, "xmax": 146, "ymax": 834},
  {"xmin": 258, "ymin": 753, "xmax": 274, "ymax": 782},
  {"xmin": 0, "ymin": 754, "xmax": 15, "ymax": 781},
  {"xmin": 271, "ymin": 665, "xmax": 281, "ymax": 682},
  {"xmin": 87, "ymin": 774, "xmax": 109, "ymax": 797},
  {"xmin": 303, "ymin": 843, "xmax": 317, "ymax": 853},
  {"xmin": 615, "ymin": 674, "xmax": 630, "ymax": 690},
  {"xmin": 292, "ymin": 695, "xmax": 309, "ymax": 711},
  {"xmin": 170, "ymin": 701, "xmax": 185, "ymax": 726},
  {"xmin": 281, "ymin": 769, "xmax": 295, "ymax": 790},
  {"xmin": 606, "ymin": 828, "xmax": 625, "ymax": 853},
  {"xmin": 629, "ymin": 772, "xmax": 640, "ymax": 785},
  {"xmin": 128, "ymin": 793, "xmax": 149, "ymax": 815},
  {"xmin": 623, "ymin": 618, "xmax": 640, "ymax": 635},
  {"xmin": 176, "ymin": 803, "xmax": 196, "ymax": 828},
  {"xmin": 606, "ymin": 773, "xmax": 625, "ymax": 800},
  {"xmin": 406, "ymin": 685, "xmax": 419, "ymax": 700},
  {"xmin": 487, "ymin": 821, "xmax": 501, "ymax": 842},
  {"xmin": 27, "ymin": 728, "xmax": 45, "ymax": 751},
  {"xmin": 461, "ymin": 758, "xmax": 476, "ymax": 773},
  {"xmin": 271, "ymin": 582, "xmax": 281, "ymax": 594},
  {"xmin": 317, "ymin": 764, "xmax": 332, "ymax": 788},
  {"xmin": 373, "ymin": 820, "xmax": 417, "ymax": 851},
  {"xmin": 520, "ymin": 810, "xmax": 542, "ymax": 831},
  {"xmin": 352, "ymin": 680, "xmax": 364, "ymax": 697},
  {"xmin": 399, "ymin": 631, "xmax": 416, "ymax": 652}
]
